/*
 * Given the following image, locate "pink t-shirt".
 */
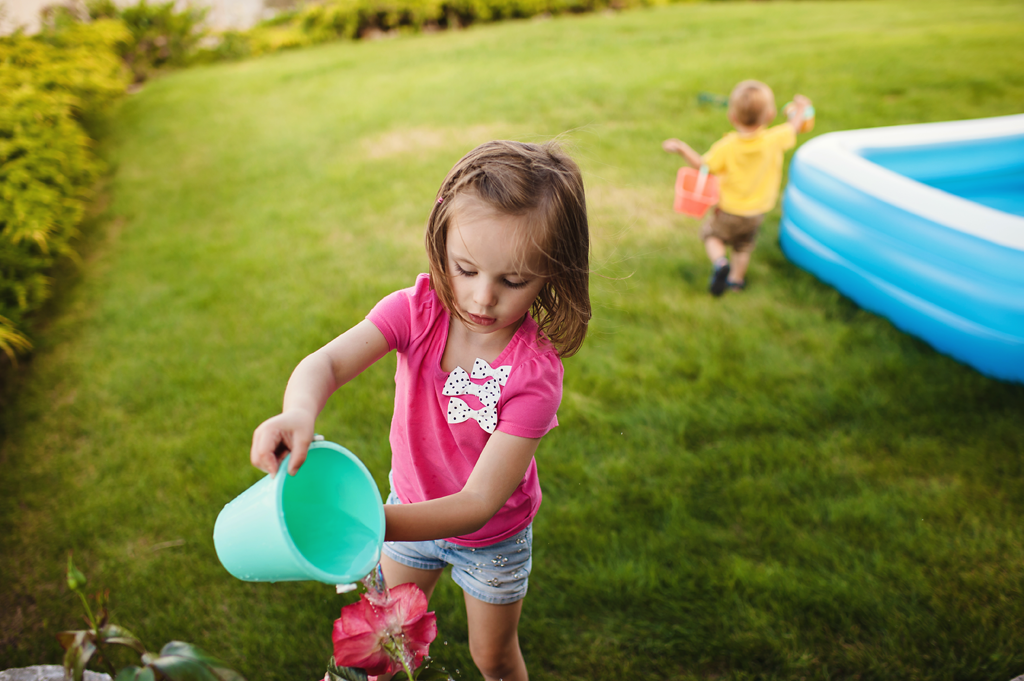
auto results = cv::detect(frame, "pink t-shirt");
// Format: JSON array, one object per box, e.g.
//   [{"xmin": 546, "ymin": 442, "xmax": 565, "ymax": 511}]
[{"xmin": 367, "ymin": 274, "xmax": 563, "ymax": 547}]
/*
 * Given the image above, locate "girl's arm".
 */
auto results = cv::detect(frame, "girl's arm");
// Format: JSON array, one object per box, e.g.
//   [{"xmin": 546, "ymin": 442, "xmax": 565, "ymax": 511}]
[
  {"xmin": 250, "ymin": 319, "xmax": 390, "ymax": 477},
  {"xmin": 383, "ymin": 431, "xmax": 542, "ymax": 541}
]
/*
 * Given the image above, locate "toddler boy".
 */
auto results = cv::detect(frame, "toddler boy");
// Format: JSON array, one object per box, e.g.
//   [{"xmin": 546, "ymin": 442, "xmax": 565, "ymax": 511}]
[{"xmin": 663, "ymin": 80, "xmax": 812, "ymax": 296}]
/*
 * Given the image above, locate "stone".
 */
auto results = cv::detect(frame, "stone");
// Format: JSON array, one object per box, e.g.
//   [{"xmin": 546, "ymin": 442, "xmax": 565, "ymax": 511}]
[{"xmin": 0, "ymin": 666, "xmax": 111, "ymax": 681}]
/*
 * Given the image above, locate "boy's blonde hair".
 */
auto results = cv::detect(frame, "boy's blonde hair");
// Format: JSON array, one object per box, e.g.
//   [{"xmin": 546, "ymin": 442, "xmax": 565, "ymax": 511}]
[
  {"xmin": 728, "ymin": 80, "xmax": 776, "ymax": 128},
  {"xmin": 425, "ymin": 140, "xmax": 591, "ymax": 357}
]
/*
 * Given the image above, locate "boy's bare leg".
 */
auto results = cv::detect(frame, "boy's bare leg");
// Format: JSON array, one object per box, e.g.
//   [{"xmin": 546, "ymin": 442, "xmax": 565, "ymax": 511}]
[
  {"xmin": 729, "ymin": 251, "xmax": 752, "ymax": 283},
  {"xmin": 374, "ymin": 555, "xmax": 444, "ymax": 681},
  {"xmin": 704, "ymin": 236, "xmax": 727, "ymax": 263},
  {"xmin": 464, "ymin": 594, "xmax": 528, "ymax": 681}
]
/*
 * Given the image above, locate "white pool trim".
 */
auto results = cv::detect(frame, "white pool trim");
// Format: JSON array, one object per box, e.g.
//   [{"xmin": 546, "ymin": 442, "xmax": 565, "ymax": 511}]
[{"xmin": 796, "ymin": 113, "xmax": 1024, "ymax": 251}]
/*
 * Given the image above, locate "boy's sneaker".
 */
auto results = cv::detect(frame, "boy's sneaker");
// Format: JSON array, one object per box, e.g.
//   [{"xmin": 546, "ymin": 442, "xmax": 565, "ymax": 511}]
[
  {"xmin": 727, "ymin": 280, "xmax": 746, "ymax": 292},
  {"xmin": 708, "ymin": 259, "xmax": 730, "ymax": 296}
]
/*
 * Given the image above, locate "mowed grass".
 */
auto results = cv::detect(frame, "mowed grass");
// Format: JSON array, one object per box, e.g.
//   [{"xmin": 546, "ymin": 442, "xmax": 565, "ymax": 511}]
[{"xmin": 2, "ymin": 1, "xmax": 1024, "ymax": 679}]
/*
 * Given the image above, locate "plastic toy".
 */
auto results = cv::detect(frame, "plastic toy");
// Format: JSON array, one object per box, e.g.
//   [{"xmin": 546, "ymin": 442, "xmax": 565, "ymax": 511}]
[
  {"xmin": 784, "ymin": 101, "xmax": 815, "ymax": 133},
  {"xmin": 214, "ymin": 440, "xmax": 385, "ymax": 584},
  {"xmin": 674, "ymin": 164, "xmax": 720, "ymax": 218},
  {"xmin": 698, "ymin": 91, "xmax": 729, "ymax": 108}
]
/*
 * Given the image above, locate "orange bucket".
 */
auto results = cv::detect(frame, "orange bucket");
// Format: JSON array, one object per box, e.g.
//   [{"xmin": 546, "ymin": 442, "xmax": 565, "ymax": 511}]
[{"xmin": 674, "ymin": 165, "xmax": 719, "ymax": 218}]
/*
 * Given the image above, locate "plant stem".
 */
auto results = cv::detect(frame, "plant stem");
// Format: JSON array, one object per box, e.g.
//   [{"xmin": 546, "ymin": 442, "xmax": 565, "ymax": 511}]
[
  {"xmin": 75, "ymin": 590, "xmax": 98, "ymax": 631},
  {"xmin": 399, "ymin": 655, "xmax": 416, "ymax": 681},
  {"xmin": 95, "ymin": 646, "xmax": 119, "ymax": 678}
]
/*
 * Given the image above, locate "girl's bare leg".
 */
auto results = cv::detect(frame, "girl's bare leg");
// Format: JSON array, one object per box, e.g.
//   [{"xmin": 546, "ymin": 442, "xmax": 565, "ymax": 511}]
[
  {"xmin": 380, "ymin": 553, "xmax": 444, "ymax": 600},
  {"xmin": 464, "ymin": 594, "xmax": 527, "ymax": 681}
]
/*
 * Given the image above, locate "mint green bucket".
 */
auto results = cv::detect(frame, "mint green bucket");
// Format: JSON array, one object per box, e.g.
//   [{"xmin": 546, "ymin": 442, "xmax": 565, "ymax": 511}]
[{"xmin": 213, "ymin": 441, "xmax": 385, "ymax": 584}]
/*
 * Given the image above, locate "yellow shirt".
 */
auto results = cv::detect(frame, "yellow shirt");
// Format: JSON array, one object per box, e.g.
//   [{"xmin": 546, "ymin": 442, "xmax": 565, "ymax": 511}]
[{"xmin": 702, "ymin": 124, "xmax": 797, "ymax": 216}]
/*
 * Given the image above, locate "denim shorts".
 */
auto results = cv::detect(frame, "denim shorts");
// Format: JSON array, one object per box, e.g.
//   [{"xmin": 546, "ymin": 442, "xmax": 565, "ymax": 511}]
[{"xmin": 381, "ymin": 487, "xmax": 533, "ymax": 605}]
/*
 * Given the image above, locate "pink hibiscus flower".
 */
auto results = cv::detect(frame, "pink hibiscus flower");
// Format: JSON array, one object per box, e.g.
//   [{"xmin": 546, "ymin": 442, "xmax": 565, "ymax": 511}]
[{"xmin": 332, "ymin": 582, "xmax": 437, "ymax": 676}]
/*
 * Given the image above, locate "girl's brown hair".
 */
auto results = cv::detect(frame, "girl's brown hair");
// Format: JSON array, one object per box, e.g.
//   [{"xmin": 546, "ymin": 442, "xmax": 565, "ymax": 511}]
[{"xmin": 425, "ymin": 140, "xmax": 591, "ymax": 357}]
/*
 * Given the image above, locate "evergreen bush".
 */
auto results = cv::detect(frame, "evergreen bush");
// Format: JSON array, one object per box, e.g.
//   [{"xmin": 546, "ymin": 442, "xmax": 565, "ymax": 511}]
[
  {"xmin": 197, "ymin": 0, "xmax": 677, "ymax": 59},
  {"xmin": 0, "ymin": 20, "xmax": 129, "ymax": 361},
  {"xmin": 87, "ymin": 0, "xmax": 208, "ymax": 82}
]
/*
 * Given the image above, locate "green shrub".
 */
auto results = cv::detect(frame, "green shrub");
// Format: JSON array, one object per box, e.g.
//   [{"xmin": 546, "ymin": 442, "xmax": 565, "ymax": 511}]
[
  {"xmin": 0, "ymin": 20, "xmax": 129, "ymax": 360},
  {"xmin": 88, "ymin": 0, "xmax": 207, "ymax": 82},
  {"xmin": 262, "ymin": 0, "xmax": 673, "ymax": 43}
]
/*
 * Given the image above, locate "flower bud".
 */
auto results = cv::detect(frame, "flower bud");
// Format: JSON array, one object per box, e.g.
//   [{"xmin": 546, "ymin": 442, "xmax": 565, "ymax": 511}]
[{"xmin": 66, "ymin": 552, "xmax": 87, "ymax": 592}]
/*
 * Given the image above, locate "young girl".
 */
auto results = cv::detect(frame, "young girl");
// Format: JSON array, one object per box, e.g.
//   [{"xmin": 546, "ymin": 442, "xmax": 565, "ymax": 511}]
[{"xmin": 250, "ymin": 140, "xmax": 591, "ymax": 681}]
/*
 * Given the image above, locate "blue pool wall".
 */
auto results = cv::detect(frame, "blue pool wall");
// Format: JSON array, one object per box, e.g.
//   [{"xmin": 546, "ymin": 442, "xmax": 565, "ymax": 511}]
[{"xmin": 779, "ymin": 115, "xmax": 1024, "ymax": 383}]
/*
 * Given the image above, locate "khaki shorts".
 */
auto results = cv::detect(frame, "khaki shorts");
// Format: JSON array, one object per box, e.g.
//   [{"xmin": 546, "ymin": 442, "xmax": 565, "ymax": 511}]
[{"xmin": 700, "ymin": 209, "xmax": 765, "ymax": 254}]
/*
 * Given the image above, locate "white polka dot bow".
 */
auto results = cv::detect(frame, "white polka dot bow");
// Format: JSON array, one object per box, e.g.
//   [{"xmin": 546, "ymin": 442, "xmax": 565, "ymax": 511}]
[
  {"xmin": 470, "ymin": 357, "xmax": 511, "ymax": 385},
  {"xmin": 446, "ymin": 398, "xmax": 498, "ymax": 433},
  {"xmin": 443, "ymin": 358, "xmax": 512, "ymax": 433},
  {"xmin": 442, "ymin": 366, "xmax": 501, "ymax": 408}
]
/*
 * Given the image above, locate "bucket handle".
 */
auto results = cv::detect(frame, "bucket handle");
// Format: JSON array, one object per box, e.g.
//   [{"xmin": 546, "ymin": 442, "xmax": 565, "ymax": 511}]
[{"xmin": 695, "ymin": 165, "xmax": 709, "ymax": 196}]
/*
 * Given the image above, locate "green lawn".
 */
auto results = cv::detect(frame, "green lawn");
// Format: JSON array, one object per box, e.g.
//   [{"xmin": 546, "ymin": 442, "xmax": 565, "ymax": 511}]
[{"xmin": 2, "ymin": 1, "xmax": 1024, "ymax": 679}]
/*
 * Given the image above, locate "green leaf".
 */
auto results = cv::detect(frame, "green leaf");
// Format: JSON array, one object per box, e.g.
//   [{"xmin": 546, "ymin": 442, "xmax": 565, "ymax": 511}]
[
  {"xmin": 132, "ymin": 667, "xmax": 156, "ymax": 681},
  {"xmin": 149, "ymin": 656, "xmax": 221, "ymax": 681},
  {"xmin": 62, "ymin": 635, "xmax": 97, "ymax": 681},
  {"xmin": 98, "ymin": 623, "xmax": 148, "ymax": 654},
  {"xmin": 140, "ymin": 643, "xmax": 244, "ymax": 681},
  {"xmin": 158, "ymin": 641, "xmax": 224, "ymax": 665},
  {"xmin": 115, "ymin": 666, "xmax": 147, "ymax": 681},
  {"xmin": 57, "ymin": 629, "xmax": 91, "ymax": 651},
  {"xmin": 326, "ymin": 657, "xmax": 368, "ymax": 681}
]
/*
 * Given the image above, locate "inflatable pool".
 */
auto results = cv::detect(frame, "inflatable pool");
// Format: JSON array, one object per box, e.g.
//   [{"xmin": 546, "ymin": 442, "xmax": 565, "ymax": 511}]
[{"xmin": 780, "ymin": 114, "xmax": 1024, "ymax": 383}]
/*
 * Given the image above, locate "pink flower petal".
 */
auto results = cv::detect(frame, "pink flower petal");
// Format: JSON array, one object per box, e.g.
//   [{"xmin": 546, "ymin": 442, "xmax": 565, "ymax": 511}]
[
  {"xmin": 388, "ymin": 583, "xmax": 429, "ymax": 621},
  {"xmin": 360, "ymin": 649, "xmax": 398, "ymax": 676},
  {"xmin": 337, "ymin": 600, "xmax": 376, "ymax": 636},
  {"xmin": 332, "ymin": 629, "xmax": 380, "ymax": 664},
  {"xmin": 332, "ymin": 581, "xmax": 436, "ymax": 677},
  {"xmin": 402, "ymin": 612, "xmax": 437, "ymax": 665}
]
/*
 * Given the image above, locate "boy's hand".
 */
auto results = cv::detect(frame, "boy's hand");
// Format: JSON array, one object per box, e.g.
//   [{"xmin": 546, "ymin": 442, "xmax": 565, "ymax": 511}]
[
  {"xmin": 662, "ymin": 138, "xmax": 703, "ymax": 168},
  {"xmin": 662, "ymin": 138, "xmax": 686, "ymax": 154},
  {"xmin": 786, "ymin": 94, "xmax": 814, "ymax": 133},
  {"xmin": 788, "ymin": 94, "xmax": 812, "ymax": 119},
  {"xmin": 251, "ymin": 408, "xmax": 316, "ymax": 477}
]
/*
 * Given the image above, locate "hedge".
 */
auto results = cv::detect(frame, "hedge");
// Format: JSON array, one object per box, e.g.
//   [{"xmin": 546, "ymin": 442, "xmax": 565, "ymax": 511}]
[
  {"xmin": 0, "ymin": 19, "xmax": 129, "ymax": 361},
  {"xmin": 197, "ymin": 0, "xmax": 680, "ymax": 59}
]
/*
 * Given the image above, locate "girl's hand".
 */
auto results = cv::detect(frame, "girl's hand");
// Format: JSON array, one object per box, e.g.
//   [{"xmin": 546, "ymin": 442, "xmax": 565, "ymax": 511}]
[{"xmin": 250, "ymin": 408, "xmax": 316, "ymax": 477}]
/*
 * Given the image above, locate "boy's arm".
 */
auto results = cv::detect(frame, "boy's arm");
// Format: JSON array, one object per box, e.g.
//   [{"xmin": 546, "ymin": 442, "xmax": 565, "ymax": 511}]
[
  {"xmin": 382, "ymin": 431, "xmax": 541, "ymax": 541},
  {"xmin": 250, "ymin": 319, "xmax": 391, "ymax": 477},
  {"xmin": 662, "ymin": 138, "xmax": 704, "ymax": 168},
  {"xmin": 786, "ymin": 94, "xmax": 813, "ymax": 134}
]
